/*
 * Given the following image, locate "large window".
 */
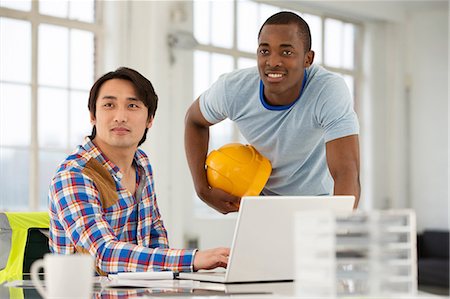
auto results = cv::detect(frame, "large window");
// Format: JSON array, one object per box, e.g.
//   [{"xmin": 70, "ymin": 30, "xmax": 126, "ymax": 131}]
[
  {"xmin": 192, "ymin": 0, "xmax": 362, "ymax": 216},
  {"xmin": 0, "ymin": 1, "xmax": 100, "ymax": 211}
]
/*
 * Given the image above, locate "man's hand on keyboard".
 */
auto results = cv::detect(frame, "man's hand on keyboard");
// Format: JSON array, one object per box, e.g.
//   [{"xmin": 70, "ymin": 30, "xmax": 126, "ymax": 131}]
[{"xmin": 193, "ymin": 247, "xmax": 230, "ymax": 271}]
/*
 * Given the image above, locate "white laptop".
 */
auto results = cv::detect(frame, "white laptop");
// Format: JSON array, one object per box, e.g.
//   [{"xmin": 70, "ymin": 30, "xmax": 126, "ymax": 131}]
[{"xmin": 178, "ymin": 195, "xmax": 355, "ymax": 283}]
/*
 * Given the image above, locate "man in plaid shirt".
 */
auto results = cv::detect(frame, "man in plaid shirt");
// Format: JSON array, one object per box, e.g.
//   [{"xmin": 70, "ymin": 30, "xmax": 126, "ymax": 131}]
[{"xmin": 48, "ymin": 67, "xmax": 229, "ymax": 274}]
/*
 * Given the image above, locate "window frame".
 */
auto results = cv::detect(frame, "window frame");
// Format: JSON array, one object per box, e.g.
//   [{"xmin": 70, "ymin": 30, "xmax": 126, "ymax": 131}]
[{"xmin": 0, "ymin": 1, "xmax": 102, "ymax": 210}]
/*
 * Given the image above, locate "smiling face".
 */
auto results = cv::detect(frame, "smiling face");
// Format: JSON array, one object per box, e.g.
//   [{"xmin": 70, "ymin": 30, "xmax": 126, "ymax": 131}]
[
  {"xmin": 257, "ymin": 23, "xmax": 314, "ymax": 106},
  {"xmin": 90, "ymin": 79, "xmax": 152, "ymax": 152}
]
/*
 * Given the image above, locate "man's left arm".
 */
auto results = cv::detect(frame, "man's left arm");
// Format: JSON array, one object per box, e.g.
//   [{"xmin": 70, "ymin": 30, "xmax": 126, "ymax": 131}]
[{"xmin": 326, "ymin": 134, "xmax": 360, "ymax": 208}]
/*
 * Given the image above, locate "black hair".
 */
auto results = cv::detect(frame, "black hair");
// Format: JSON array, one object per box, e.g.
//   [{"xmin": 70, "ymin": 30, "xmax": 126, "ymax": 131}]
[{"xmin": 258, "ymin": 11, "xmax": 312, "ymax": 53}]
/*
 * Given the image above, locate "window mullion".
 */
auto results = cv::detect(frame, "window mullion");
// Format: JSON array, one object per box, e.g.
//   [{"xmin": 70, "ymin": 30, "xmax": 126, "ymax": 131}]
[
  {"xmin": 232, "ymin": 0, "xmax": 240, "ymax": 142},
  {"xmin": 0, "ymin": 8, "xmax": 100, "ymax": 34},
  {"xmin": 94, "ymin": 0, "xmax": 103, "ymax": 78},
  {"xmin": 67, "ymin": 29, "xmax": 71, "ymax": 152},
  {"xmin": 232, "ymin": 0, "xmax": 238, "ymax": 70},
  {"xmin": 29, "ymin": 0, "xmax": 39, "ymax": 210},
  {"xmin": 321, "ymin": 16, "xmax": 325, "ymax": 66}
]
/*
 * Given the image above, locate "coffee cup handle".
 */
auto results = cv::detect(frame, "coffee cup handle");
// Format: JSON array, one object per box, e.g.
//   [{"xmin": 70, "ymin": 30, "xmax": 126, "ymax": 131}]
[{"xmin": 30, "ymin": 259, "xmax": 47, "ymax": 299}]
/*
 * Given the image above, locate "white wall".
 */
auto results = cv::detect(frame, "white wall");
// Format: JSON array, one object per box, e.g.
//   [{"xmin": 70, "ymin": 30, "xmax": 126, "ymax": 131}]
[
  {"xmin": 363, "ymin": 20, "xmax": 411, "ymax": 211},
  {"xmin": 368, "ymin": 8, "xmax": 449, "ymax": 231},
  {"xmin": 406, "ymin": 9, "xmax": 449, "ymax": 231},
  {"xmin": 100, "ymin": 1, "xmax": 449, "ymax": 249}
]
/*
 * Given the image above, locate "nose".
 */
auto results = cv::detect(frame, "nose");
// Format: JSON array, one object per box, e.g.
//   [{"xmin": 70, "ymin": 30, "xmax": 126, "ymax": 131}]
[
  {"xmin": 266, "ymin": 53, "xmax": 282, "ymax": 67},
  {"xmin": 114, "ymin": 106, "xmax": 127, "ymax": 123}
]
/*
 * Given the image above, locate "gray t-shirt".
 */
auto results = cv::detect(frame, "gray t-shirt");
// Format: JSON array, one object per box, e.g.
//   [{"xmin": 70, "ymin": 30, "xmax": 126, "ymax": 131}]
[{"xmin": 199, "ymin": 64, "xmax": 359, "ymax": 196}]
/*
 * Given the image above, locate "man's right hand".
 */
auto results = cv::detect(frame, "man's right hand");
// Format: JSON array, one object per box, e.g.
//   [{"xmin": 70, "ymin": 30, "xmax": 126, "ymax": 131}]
[
  {"xmin": 185, "ymin": 99, "xmax": 240, "ymax": 214},
  {"xmin": 193, "ymin": 247, "xmax": 230, "ymax": 271},
  {"xmin": 198, "ymin": 187, "xmax": 241, "ymax": 214}
]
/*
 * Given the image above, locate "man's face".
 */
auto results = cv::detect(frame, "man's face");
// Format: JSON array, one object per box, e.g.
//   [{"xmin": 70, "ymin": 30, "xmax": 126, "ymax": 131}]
[
  {"xmin": 91, "ymin": 79, "xmax": 152, "ymax": 151},
  {"xmin": 257, "ymin": 23, "xmax": 313, "ymax": 106}
]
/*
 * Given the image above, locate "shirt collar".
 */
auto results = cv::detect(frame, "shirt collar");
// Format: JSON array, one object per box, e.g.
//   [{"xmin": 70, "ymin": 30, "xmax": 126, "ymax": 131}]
[
  {"xmin": 80, "ymin": 137, "xmax": 125, "ymax": 180},
  {"xmin": 81, "ymin": 137, "xmax": 149, "ymax": 181}
]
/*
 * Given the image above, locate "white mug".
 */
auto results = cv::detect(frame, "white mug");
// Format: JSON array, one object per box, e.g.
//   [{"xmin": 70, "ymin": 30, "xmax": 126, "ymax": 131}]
[{"xmin": 30, "ymin": 253, "xmax": 95, "ymax": 299}]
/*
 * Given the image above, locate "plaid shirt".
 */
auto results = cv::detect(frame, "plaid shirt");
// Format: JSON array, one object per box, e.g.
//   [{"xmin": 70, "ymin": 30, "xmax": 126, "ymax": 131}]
[{"xmin": 49, "ymin": 137, "xmax": 195, "ymax": 274}]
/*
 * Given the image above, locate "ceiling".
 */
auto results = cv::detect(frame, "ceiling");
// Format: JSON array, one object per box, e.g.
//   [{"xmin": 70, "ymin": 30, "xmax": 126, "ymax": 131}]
[{"xmin": 268, "ymin": 0, "xmax": 449, "ymax": 23}]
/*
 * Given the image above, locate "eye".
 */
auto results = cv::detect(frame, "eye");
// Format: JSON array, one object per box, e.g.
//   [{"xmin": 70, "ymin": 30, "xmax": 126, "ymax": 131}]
[
  {"xmin": 258, "ymin": 49, "xmax": 269, "ymax": 55},
  {"xmin": 129, "ymin": 103, "xmax": 139, "ymax": 108},
  {"xmin": 103, "ymin": 103, "xmax": 113, "ymax": 108},
  {"xmin": 282, "ymin": 50, "xmax": 293, "ymax": 56}
]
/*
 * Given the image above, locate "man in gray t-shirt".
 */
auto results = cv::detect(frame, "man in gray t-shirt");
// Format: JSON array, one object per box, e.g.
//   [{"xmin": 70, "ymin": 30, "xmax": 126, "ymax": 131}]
[{"xmin": 185, "ymin": 11, "xmax": 360, "ymax": 214}]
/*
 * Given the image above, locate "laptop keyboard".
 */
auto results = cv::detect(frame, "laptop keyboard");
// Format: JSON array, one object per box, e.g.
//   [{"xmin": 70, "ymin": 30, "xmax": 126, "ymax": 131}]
[{"xmin": 195, "ymin": 271, "xmax": 225, "ymax": 276}]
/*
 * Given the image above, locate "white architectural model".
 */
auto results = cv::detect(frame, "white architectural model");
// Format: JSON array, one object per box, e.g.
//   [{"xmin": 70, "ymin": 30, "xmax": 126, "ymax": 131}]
[{"xmin": 295, "ymin": 210, "xmax": 417, "ymax": 297}]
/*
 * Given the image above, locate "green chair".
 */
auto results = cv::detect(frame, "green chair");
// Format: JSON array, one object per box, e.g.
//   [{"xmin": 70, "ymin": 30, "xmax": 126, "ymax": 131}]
[{"xmin": 0, "ymin": 212, "xmax": 50, "ymax": 284}]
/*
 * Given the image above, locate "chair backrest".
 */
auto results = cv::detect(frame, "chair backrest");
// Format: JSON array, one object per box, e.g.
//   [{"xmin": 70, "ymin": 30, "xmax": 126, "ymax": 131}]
[
  {"xmin": 421, "ymin": 230, "xmax": 449, "ymax": 259},
  {"xmin": 0, "ymin": 212, "xmax": 50, "ymax": 283}
]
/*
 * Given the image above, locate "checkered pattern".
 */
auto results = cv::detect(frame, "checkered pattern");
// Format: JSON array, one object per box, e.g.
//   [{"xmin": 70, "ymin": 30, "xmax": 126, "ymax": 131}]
[
  {"xmin": 94, "ymin": 288, "xmax": 148, "ymax": 299},
  {"xmin": 49, "ymin": 137, "xmax": 195, "ymax": 274}
]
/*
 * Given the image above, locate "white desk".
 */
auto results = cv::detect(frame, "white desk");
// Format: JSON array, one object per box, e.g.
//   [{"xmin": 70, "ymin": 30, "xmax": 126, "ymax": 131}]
[
  {"xmin": 1, "ymin": 278, "xmax": 445, "ymax": 299},
  {"xmin": 101, "ymin": 280, "xmax": 446, "ymax": 299},
  {"xmin": 96, "ymin": 279, "xmax": 295, "ymax": 298}
]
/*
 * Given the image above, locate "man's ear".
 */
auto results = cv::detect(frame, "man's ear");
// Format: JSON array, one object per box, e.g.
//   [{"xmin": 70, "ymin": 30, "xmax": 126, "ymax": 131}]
[
  {"xmin": 90, "ymin": 113, "xmax": 96, "ymax": 126},
  {"xmin": 146, "ymin": 116, "xmax": 154, "ymax": 129},
  {"xmin": 304, "ymin": 50, "xmax": 315, "ymax": 67}
]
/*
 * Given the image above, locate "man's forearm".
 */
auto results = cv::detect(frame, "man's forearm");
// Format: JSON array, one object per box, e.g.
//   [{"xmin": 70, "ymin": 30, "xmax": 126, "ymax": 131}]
[
  {"xmin": 184, "ymin": 116, "xmax": 210, "ymax": 197},
  {"xmin": 326, "ymin": 135, "xmax": 360, "ymax": 208},
  {"xmin": 333, "ymin": 174, "xmax": 360, "ymax": 208}
]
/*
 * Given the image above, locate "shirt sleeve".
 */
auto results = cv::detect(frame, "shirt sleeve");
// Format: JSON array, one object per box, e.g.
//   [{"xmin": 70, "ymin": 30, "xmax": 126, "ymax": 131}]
[
  {"xmin": 199, "ymin": 73, "xmax": 230, "ymax": 124},
  {"xmin": 314, "ymin": 76, "xmax": 360, "ymax": 142},
  {"xmin": 49, "ymin": 170, "xmax": 195, "ymax": 274}
]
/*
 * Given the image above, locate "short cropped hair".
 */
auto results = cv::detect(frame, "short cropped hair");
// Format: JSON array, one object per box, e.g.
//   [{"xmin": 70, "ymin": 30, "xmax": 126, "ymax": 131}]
[
  {"xmin": 88, "ymin": 67, "xmax": 158, "ymax": 146},
  {"xmin": 258, "ymin": 11, "xmax": 312, "ymax": 53}
]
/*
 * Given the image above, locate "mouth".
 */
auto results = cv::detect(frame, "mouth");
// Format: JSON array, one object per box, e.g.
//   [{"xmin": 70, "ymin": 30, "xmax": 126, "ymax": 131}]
[
  {"xmin": 111, "ymin": 127, "xmax": 131, "ymax": 135},
  {"xmin": 265, "ymin": 71, "xmax": 286, "ymax": 83}
]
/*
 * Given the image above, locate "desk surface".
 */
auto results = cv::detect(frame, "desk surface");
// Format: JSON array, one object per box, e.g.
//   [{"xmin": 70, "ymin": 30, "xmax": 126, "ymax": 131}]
[
  {"xmin": 1, "ymin": 277, "xmax": 445, "ymax": 299},
  {"xmin": 1, "ymin": 278, "xmax": 294, "ymax": 299}
]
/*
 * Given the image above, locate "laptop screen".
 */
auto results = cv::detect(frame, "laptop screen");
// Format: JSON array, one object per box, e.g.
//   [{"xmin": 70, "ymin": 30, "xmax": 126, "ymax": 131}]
[
  {"xmin": 225, "ymin": 196, "xmax": 355, "ymax": 282},
  {"xmin": 178, "ymin": 195, "xmax": 355, "ymax": 283}
]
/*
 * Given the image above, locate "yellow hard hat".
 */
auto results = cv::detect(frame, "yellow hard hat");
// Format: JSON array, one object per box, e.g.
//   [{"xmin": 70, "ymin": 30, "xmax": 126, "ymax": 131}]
[{"xmin": 205, "ymin": 143, "xmax": 272, "ymax": 197}]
